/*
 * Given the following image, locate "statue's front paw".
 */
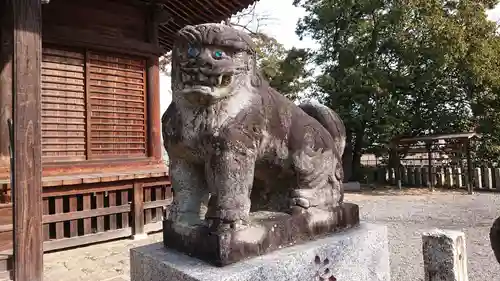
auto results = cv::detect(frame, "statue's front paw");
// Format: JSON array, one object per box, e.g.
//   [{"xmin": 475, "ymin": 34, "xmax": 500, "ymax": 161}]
[
  {"xmin": 206, "ymin": 209, "xmax": 249, "ymax": 231},
  {"xmin": 291, "ymin": 197, "xmax": 311, "ymax": 208},
  {"xmin": 207, "ymin": 218, "xmax": 247, "ymax": 231}
]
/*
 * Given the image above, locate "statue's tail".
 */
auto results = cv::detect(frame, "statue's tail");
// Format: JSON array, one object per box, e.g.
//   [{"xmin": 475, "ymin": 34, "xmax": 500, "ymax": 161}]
[
  {"xmin": 490, "ymin": 216, "xmax": 500, "ymax": 264},
  {"xmin": 298, "ymin": 100, "xmax": 346, "ymax": 182}
]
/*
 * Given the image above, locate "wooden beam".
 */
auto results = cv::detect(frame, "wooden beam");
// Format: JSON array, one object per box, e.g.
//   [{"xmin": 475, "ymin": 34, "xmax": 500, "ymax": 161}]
[
  {"xmin": 42, "ymin": 26, "xmax": 162, "ymax": 58},
  {"xmin": 0, "ymin": 0, "xmax": 14, "ymax": 177},
  {"xmin": 11, "ymin": 0, "xmax": 44, "ymax": 280}
]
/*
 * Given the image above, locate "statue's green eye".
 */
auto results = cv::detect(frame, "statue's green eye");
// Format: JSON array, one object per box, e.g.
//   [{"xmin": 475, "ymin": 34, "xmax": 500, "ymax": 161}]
[{"xmin": 213, "ymin": 50, "xmax": 224, "ymax": 59}]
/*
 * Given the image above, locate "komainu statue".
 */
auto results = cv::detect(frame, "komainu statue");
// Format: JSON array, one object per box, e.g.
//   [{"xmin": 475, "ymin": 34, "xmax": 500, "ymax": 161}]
[
  {"xmin": 491, "ymin": 216, "xmax": 500, "ymax": 264},
  {"xmin": 161, "ymin": 23, "xmax": 359, "ymax": 266}
]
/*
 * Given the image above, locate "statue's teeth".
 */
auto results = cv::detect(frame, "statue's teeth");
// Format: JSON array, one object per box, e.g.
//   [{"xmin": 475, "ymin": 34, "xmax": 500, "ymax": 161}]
[{"xmin": 217, "ymin": 75, "xmax": 223, "ymax": 85}]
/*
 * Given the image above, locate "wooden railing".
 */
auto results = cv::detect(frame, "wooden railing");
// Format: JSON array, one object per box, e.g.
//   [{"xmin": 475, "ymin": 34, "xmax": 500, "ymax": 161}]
[
  {"xmin": 40, "ymin": 176, "xmax": 171, "ymax": 251},
  {"xmin": 364, "ymin": 166, "xmax": 500, "ymax": 191},
  {"xmin": 0, "ymin": 171, "xmax": 171, "ymax": 278}
]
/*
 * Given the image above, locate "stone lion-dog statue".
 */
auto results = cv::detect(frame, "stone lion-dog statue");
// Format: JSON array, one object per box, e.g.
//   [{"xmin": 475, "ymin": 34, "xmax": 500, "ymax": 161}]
[{"xmin": 162, "ymin": 24, "xmax": 355, "ymax": 261}]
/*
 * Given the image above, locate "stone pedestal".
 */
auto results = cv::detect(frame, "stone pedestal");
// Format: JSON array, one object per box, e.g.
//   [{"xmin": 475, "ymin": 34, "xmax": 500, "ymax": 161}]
[
  {"xmin": 163, "ymin": 203, "xmax": 360, "ymax": 266},
  {"xmin": 130, "ymin": 223, "xmax": 390, "ymax": 281}
]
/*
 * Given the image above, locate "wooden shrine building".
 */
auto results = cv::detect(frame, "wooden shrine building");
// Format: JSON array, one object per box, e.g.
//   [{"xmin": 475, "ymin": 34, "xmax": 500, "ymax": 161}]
[{"xmin": 0, "ymin": 0, "xmax": 255, "ymax": 280}]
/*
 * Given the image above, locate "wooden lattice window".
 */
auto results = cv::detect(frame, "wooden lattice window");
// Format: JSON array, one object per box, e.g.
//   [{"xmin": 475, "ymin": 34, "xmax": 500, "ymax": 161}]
[
  {"xmin": 87, "ymin": 51, "xmax": 147, "ymax": 159},
  {"xmin": 41, "ymin": 46, "xmax": 148, "ymax": 162},
  {"xmin": 41, "ymin": 47, "xmax": 87, "ymax": 162}
]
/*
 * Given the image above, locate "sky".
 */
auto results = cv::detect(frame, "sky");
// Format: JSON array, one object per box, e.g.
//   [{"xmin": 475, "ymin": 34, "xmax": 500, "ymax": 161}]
[{"xmin": 159, "ymin": 1, "xmax": 500, "ymax": 115}]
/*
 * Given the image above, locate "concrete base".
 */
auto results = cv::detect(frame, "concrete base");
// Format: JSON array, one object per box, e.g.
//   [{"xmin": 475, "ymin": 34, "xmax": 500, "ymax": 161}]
[
  {"xmin": 130, "ymin": 223, "xmax": 390, "ymax": 281},
  {"xmin": 132, "ymin": 233, "xmax": 148, "ymax": 241},
  {"xmin": 344, "ymin": 181, "xmax": 361, "ymax": 191}
]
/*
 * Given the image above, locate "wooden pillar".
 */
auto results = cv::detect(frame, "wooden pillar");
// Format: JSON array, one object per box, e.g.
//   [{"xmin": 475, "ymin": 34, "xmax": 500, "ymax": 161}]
[
  {"xmin": 426, "ymin": 142, "xmax": 433, "ymax": 191},
  {"xmin": 147, "ymin": 59, "xmax": 161, "ymax": 160},
  {"xmin": 146, "ymin": 6, "xmax": 162, "ymax": 161},
  {"xmin": 466, "ymin": 139, "xmax": 473, "ymax": 194},
  {"xmin": 11, "ymin": 0, "xmax": 43, "ymax": 280},
  {"xmin": 132, "ymin": 182, "xmax": 145, "ymax": 239},
  {"xmin": 0, "ymin": 0, "xmax": 14, "ymax": 176}
]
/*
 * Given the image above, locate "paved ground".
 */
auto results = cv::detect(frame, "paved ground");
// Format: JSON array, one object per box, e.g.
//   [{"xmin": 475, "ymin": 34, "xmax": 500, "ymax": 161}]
[{"xmin": 43, "ymin": 188, "xmax": 500, "ymax": 281}]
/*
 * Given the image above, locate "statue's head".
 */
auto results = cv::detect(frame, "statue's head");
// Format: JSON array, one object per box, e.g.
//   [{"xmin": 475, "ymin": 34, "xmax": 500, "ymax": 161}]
[{"xmin": 171, "ymin": 23, "xmax": 258, "ymax": 106}]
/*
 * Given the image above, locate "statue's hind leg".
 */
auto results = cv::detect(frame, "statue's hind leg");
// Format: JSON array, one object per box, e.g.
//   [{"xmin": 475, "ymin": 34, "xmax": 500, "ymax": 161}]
[{"xmin": 290, "ymin": 148, "xmax": 342, "ymax": 215}]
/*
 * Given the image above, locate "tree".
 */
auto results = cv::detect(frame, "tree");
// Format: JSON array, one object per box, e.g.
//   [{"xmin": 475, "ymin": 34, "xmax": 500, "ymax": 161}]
[
  {"xmin": 159, "ymin": 3, "xmax": 311, "ymax": 100},
  {"xmin": 294, "ymin": 0, "xmax": 500, "ymax": 180}
]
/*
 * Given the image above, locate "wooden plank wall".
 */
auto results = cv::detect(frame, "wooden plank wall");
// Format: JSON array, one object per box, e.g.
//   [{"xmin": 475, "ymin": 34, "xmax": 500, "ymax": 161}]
[
  {"xmin": 39, "ymin": 45, "xmax": 149, "ymax": 163},
  {"xmin": 87, "ymin": 51, "xmax": 148, "ymax": 158},
  {"xmin": 42, "ymin": 47, "xmax": 87, "ymax": 162}
]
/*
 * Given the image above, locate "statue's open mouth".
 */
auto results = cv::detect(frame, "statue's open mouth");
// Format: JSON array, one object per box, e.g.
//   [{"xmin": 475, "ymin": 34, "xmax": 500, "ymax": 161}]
[{"xmin": 181, "ymin": 72, "xmax": 233, "ymax": 92}]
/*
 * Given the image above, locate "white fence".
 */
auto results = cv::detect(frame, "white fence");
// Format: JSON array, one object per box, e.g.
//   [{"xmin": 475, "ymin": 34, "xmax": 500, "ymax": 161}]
[{"xmin": 368, "ymin": 166, "xmax": 500, "ymax": 191}]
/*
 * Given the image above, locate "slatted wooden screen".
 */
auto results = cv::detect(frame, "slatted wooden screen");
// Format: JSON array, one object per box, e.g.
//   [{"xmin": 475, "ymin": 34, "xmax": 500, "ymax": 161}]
[
  {"xmin": 41, "ymin": 47, "xmax": 87, "ymax": 162},
  {"xmin": 87, "ymin": 51, "xmax": 147, "ymax": 159},
  {"xmin": 40, "ymin": 46, "xmax": 148, "ymax": 162}
]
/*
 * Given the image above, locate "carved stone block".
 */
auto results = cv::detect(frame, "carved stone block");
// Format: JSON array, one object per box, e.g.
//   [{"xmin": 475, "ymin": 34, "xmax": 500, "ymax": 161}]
[{"xmin": 131, "ymin": 223, "xmax": 390, "ymax": 281}]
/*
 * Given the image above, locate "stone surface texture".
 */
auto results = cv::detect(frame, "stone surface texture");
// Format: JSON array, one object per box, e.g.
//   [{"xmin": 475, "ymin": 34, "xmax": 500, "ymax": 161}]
[
  {"xmin": 422, "ymin": 229, "xmax": 468, "ymax": 281},
  {"xmin": 131, "ymin": 223, "xmax": 390, "ymax": 281},
  {"xmin": 161, "ymin": 22, "xmax": 356, "ymax": 265},
  {"xmin": 163, "ymin": 203, "xmax": 359, "ymax": 266}
]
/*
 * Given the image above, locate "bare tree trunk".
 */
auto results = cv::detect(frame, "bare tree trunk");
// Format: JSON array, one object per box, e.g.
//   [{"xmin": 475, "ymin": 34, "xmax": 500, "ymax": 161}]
[
  {"xmin": 342, "ymin": 132, "xmax": 353, "ymax": 182},
  {"xmin": 351, "ymin": 128, "xmax": 365, "ymax": 182}
]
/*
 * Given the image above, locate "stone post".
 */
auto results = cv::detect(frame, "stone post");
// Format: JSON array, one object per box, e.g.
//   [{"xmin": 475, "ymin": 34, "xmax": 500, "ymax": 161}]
[
  {"xmin": 401, "ymin": 167, "xmax": 408, "ymax": 186},
  {"xmin": 430, "ymin": 167, "xmax": 437, "ymax": 187},
  {"xmin": 445, "ymin": 168, "xmax": 454, "ymax": 188},
  {"xmin": 437, "ymin": 168, "xmax": 445, "ymax": 187},
  {"xmin": 494, "ymin": 168, "xmax": 500, "ymax": 190},
  {"xmin": 415, "ymin": 168, "xmax": 422, "ymax": 186},
  {"xmin": 474, "ymin": 168, "xmax": 482, "ymax": 189},
  {"xmin": 422, "ymin": 167, "xmax": 429, "ymax": 187},
  {"xmin": 484, "ymin": 168, "xmax": 493, "ymax": 190},
  {"xmin": 454, "ymin": 168, "xmax": 463, "ymax": 188},
  {"xmin": 389, "ymin": 168, "xmax": 396, "ymax": 185},
  {"xmin": 408, "ymin": 167, "xmax": 415, "ymax": 186},
  {"xmin": 422, "ymin": 229, "xmax": 468, "ymax": 281}
]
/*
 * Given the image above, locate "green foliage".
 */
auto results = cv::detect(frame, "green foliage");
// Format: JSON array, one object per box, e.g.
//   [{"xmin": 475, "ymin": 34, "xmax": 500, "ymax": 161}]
[
  {"xmin": 159, "ymin": 26, "xmax": 310, "ymax": 101},
  {"xmin": 248, "ymin": 33, "xmax": 312, "ymax": 100},
  {"xmin": 294, "ymin": 0, "xmax": 500, "ymax": 179}
]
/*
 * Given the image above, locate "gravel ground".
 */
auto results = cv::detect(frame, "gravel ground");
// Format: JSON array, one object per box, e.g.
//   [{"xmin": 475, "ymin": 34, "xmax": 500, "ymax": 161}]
[
  {"xmin": 347, "ymin": 188, "xmax": 500, "ymax": 281},
  {"xmin": 43, "ymin": 188, "xmax": 500, "ymax": 281}
]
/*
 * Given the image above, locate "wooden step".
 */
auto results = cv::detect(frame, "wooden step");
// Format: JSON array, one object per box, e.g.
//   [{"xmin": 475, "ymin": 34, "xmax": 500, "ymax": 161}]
[
  {"xmin": 0, "ymin": 207, "xmax": 12, "ymax": 253},
  {"xmin": 0, "ymin": 270, "xmax": 13, "ymax": 281},
  {"xmin": 0, "ymin": 254, "xmax": 12, "ymax": 281}
]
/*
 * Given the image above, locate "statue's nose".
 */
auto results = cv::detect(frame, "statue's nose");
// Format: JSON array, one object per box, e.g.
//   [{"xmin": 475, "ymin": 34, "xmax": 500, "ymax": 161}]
[{"xmin": 196, "ymin": 48, "xmax": 216, "ymax": 67}]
